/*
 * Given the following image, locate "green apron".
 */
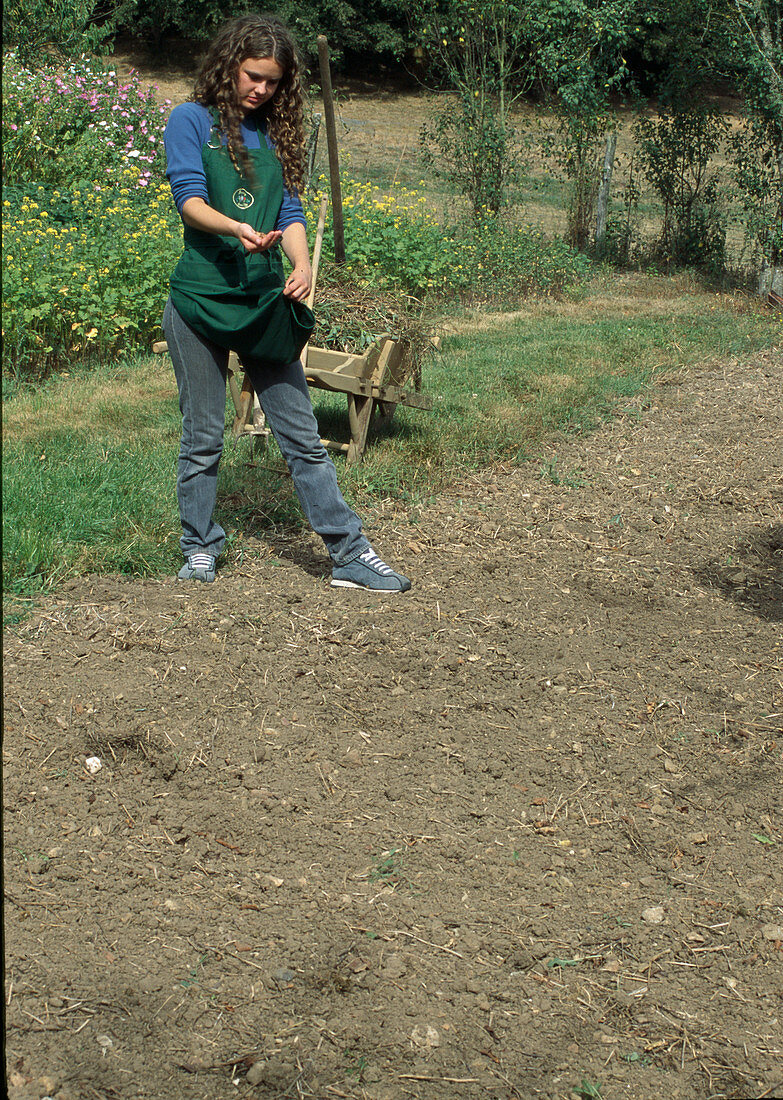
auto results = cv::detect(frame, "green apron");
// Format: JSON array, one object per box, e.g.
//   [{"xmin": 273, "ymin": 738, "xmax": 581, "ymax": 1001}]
[{"xmin": 169, "ymin": 114, "xmax": 314, "ymax": 365}]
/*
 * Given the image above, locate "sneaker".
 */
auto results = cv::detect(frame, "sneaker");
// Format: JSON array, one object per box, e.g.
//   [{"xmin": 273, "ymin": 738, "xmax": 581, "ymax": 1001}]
[
  {"xmin": 331, "ymin": 547, "xmax": 411, "ymax": 592},
  {"xmin": 177, "ymin": 552, "xmax": 217, "ymax": 583}
]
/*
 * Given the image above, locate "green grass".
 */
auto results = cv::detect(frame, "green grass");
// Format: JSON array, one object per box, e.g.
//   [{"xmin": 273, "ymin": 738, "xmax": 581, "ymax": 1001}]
[
  {"xmin": 2, "ymin": 275, "xmax": 778, "ymax": 616},
  {"xmin": 2, "ymin": 359, "xmax": 183, "ymax": 600}
]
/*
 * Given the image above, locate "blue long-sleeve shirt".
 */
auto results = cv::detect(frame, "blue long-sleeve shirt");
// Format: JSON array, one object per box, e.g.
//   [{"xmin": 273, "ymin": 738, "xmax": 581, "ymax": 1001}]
[{"xmin": 164, "ymin": 101, "xmax": 306, "ymax": 233}]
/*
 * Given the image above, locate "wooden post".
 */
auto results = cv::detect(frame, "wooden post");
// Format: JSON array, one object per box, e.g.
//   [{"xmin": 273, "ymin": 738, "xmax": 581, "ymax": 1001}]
[
  {"xmin": 307, "ymin": 194, "xmax": 329, "ymax": 312},
  {"xmin": 317, "ymin": 35, "xmax": 345, "ymax": 265},
  {"xmin": 595, "ymin": 131, "xmax": 617, "ymax": 256}
]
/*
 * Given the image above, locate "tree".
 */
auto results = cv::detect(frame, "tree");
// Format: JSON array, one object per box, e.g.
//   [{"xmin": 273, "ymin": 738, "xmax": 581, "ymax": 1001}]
[
  {"xmin": 528, "ymin": 0, "xmax": 638, "ymax": 249},
  {"xmin": 108, "ymin": 0, "xmax": 408, "ymax": 64},
  {"xmin": 2, "ymin": 0, "xmax": 123, "ymax": 61},
  {"xmin": 625, "ymin": 0, "xmax": 782, "ymax": 290},
  {"xmin": 412, "ymin": 0, "xmax": 532, "ymax": 216},
  {"xmin": 728, "ymin": 0, "xmax": 783, "ymax": 295}
]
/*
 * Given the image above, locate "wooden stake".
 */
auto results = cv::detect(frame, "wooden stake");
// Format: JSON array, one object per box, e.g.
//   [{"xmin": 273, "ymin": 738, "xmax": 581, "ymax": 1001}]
[
  {"xmin": 307, "ymin": 194, "xmax": 329, "ymax": 311},
  {"xmin": 301, "ymin": 193, "xmax": 328, "ymax": 370},
  {"xmin": 317, "ymin": 35, "xmax": 345, "ymax": 265}
]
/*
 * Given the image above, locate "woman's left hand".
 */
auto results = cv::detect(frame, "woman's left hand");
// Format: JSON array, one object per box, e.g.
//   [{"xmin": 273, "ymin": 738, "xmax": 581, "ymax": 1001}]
[{"xmin": 283, "ymin": 265, "xmax": 312, "ymax": 302}]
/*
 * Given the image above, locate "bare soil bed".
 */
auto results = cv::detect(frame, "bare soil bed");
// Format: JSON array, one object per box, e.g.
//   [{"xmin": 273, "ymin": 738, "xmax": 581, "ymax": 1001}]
[{"xmin": 4, "ymin": 342, "xmax": 782, "ymax": 1100}]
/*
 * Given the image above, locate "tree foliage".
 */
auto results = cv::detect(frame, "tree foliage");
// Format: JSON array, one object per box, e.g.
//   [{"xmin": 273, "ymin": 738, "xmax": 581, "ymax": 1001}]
[
  {"xmin": 2, "ymin": 0, "xmax": 121, "ymax": 61},
  {"xmin": 727, "ymin": 0, "xmax": 783, "ymax": 285},
  {"xmin": 635, "ymin": 105, "xmax": 728, "ymax": 270},
  {"xmin": 412, "ymin": 0, "xmax": 531, "ymax": 215},
  {"xmin": 109, "ymin": 0, "xmax": 408, "ymax": 63}
]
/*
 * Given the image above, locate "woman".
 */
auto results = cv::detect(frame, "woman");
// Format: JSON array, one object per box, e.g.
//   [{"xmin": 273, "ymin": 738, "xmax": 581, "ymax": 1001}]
[{"xmin": 163, "ymin": 13, "xmax": 410, "ymax": 591}]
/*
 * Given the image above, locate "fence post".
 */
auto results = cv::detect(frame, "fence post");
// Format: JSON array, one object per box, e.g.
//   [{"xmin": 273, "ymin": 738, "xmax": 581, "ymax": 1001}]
[{"xmin": 317, "ymin": 35, "xmax": 345, "ymax": 265}]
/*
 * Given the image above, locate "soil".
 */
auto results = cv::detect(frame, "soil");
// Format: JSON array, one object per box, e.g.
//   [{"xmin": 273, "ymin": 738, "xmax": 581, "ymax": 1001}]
[{"xmin": 4, "ymin": 342, "xmax": 782, "ymax": 1100}]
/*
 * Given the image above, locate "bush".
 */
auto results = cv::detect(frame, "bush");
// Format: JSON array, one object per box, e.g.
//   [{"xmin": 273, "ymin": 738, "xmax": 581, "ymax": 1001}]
[
  {"xmin": 2, "ymin": 0, "xmax": 116, "ymax": 62},
  {"xmin": 2, "ymin": 52, "xmax": 177, "ymax": 377},
  {"xmin": 306, "ymin": 177, "xmax": 590, "ymax": 300},
  {"xmin": 2, "ymin": 51, "xmax": 168, "ymax": 189},
  {"xmin": 307, "ymin": 179, "xmax": 456, "ymax": 294},
  {"xmin": 420, "ymin": 94, "xmax": 524, "ymax": 220},
  {"xmin": 3, "ymin": 177, "xmax": 182, "ymax": 377},
  {"xmin": 634, "ymin": 105, "xmax": 728, "ymax": 273},
  {"xmin": 729, "ymin": 118, "xmax": 783, "ymax": 286},
  {"xmin": 465, "ymin": 216, "xmax": 592, "ymax": 298}
]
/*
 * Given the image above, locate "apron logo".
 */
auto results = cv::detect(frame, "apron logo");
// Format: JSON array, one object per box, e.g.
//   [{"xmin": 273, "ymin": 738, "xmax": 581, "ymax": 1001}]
[{"xmin": 232, "ymin": 188, "xmax": 255, "ymax": 210}]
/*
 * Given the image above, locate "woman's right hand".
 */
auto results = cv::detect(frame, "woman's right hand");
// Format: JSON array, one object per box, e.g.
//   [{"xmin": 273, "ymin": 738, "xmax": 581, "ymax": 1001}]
[{"xmin": 236, "ymin": 223, "xmax": 282, "ymax": 253}]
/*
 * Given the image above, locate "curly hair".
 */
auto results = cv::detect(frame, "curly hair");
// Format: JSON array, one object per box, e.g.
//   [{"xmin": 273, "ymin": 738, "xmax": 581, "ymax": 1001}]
[{"xmin": 192, "ymin": 13, "xmax": 306, "ymax": 194}]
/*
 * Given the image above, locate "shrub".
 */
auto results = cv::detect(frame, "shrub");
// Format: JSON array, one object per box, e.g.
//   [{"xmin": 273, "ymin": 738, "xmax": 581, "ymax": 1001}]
[
  {"xmin": 306, "ymin": 179, "xmax": 457, "ymax": 294},
  {"xmin": 305, "ymin": 177, "xmax": 590, "ymax": 301},
  {"xmin": 465, "ymin": 215, "xmax": 592, "ymax": 298},
  {"xmin": 412, "ymin": 0, "xmax": 530, "ymax": 218},
  {"xmin": 420, "ymin": 94, "xmax": 524, "ymax": 220},
  {"xmin": 3, "ymin": 176, "xmax": 182, "ymax": 376},
  {"xmin": 634, "ymin": 105, "xmax": 728, "ymax": 272},
  {"xmin": 2, "ymin": 51, "xmax": 168, "ymax": 189},
  {"xmin": 2, "ymin": 0, "xmax": 116, "ymax": 62},
  {"xmin": 729, "ymin": 119, "xmax": 783, "ymax": 292}
]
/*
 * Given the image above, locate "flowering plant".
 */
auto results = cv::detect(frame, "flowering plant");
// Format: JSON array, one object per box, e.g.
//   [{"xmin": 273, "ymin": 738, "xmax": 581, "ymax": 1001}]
[
  {"xmin": 304, "ymin": 177, "xmax": 588, "ymax": 300},
  {"xmin": 3, "ymin": 174, "xmax": 182, "ymax": 376},
  {"xmin": 2, "ymin": 51, "xmax": 169, "ymax": 189}
]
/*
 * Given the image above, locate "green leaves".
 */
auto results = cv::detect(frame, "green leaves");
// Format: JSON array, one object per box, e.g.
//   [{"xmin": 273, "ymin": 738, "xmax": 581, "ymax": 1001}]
[
  {"xmin": 2, "ymin": 0, "xmax": 121, "ymax": 63},
  {"xmin": 3, "ymin": 181, "xmax": 181, "ymax": 377},
  {"xmin": 752, "ymin": 832, "xmax": 777, "ymax": 846}
]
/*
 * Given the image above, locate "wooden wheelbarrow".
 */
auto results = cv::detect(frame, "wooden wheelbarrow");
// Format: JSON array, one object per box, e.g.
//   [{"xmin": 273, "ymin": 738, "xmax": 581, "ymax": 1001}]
[
  {"xmin": 299, "ymin": 194, "xmax": 432, "ymax": 463},
  {"xmin": 151, "ymin": 342, "xmax": 272, "ymax": 453},
  {"xmin": 152, "ymin": 336, "xmax": 431, "ymax": 465}
]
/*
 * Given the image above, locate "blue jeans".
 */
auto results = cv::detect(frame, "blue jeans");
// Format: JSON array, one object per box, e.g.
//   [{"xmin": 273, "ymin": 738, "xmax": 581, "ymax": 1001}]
[{"xmin": 163, "ymin": 299, "xmax": 369, "ymax": 565}]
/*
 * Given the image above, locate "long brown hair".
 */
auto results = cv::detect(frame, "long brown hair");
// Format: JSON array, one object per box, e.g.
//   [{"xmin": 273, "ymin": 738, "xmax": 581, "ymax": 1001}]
[{"xmin": 192, "ymin": 13, "xmax": 306, "ymax": 194}]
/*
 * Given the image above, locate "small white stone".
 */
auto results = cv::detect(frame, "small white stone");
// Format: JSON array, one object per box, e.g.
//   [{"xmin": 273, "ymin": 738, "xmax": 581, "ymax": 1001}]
[
  {"xmin": 762, "ymin": 923, "xmax": 783, "ymax": 941},
  {"xmin": 85, "ymin": 756, "xmax": 102, "ymax": 774},
  {"xmin": 410, "ymin": 1025, "xmax": 440, "ymax": 1049},
  {"xmin": 641, "ymin": 906, "xmax": 666, "ymax": 925}
]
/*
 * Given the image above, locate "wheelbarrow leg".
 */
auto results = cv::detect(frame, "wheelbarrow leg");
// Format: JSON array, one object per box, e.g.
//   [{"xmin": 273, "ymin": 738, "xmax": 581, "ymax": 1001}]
[
  {"xmin": 375, "ymin": 399, "xmax": 398, "ymax": 428},
  {"xmin": 346, "ymin": 393, "xmax": 375, "ymax": 465},
  {"xmin": 232, "ymin": 373, "xmax": 255, "ymax": 439}
]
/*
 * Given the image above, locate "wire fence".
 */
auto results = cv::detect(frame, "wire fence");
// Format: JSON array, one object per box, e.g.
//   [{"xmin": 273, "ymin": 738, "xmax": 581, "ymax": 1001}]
[
  {"xmin": 522, "ymin": 127, "xmax": 751, "ymax": 271},
  {"xmin": 328, "ymin": 96, "xmax": 757, "ymax": 278}
]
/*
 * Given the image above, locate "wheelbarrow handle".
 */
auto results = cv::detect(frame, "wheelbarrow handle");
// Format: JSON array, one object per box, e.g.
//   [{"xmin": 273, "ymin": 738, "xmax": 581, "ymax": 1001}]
[{"xmin": 307, "ymin": 193, "xmax": 329, "ymax": 311}]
